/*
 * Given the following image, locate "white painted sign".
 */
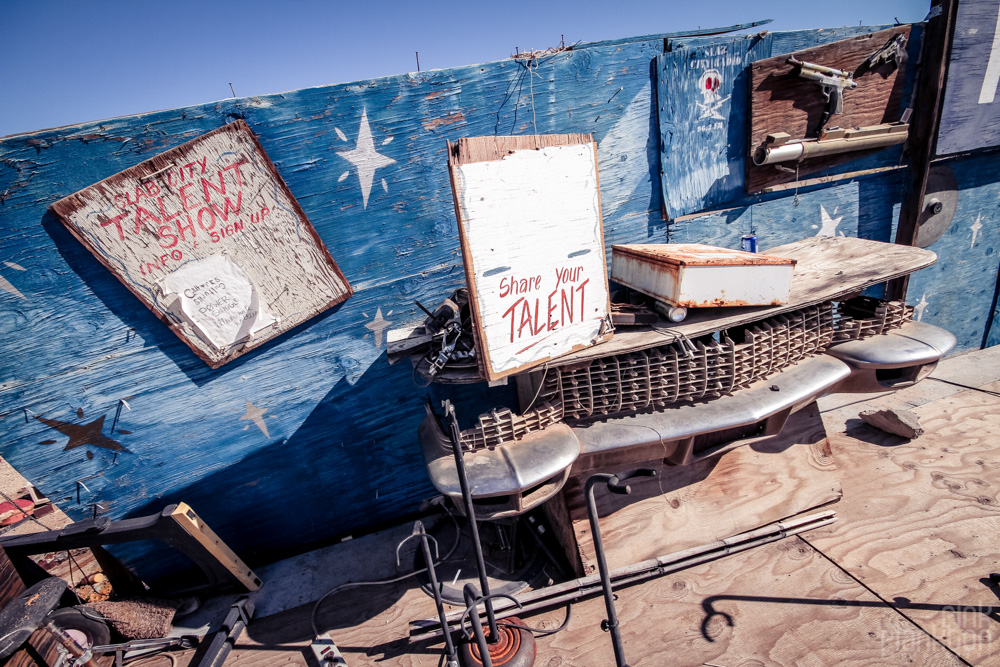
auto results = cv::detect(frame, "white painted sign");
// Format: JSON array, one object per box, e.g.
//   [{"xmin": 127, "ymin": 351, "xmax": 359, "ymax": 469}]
[
  {"xmin": 51, "ymin": 121, "xmax": 352, "ymax": 367},
  {"xmin": 451, "ymin": 138, "xmax": 612, "ymax": 380}
]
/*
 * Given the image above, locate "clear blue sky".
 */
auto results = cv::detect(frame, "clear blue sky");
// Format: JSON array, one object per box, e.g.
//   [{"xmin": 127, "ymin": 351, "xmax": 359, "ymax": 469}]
[{"xmin": 2, "ymin": 0, "xmax": 929, "ymax": 138}]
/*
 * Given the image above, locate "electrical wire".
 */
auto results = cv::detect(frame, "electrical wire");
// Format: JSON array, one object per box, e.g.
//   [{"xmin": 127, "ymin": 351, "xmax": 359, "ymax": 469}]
[
  {"xmin": 521, "ymin": 364, "xmax": 550, "ymax": 413},
  {"xmin": 124, "ymin": 654, "xmax": 177, "ymax": 667},
  {"xmin": 928, "ymin": 376, "xmax": 1000, "ymax": 398},
  {"xmin": 498, "ymin": 603, "xmax": 572, "ymax": 636},
  {"xmin": 310, "ymin": 507, "xmax": 461, "ymax": 637}
]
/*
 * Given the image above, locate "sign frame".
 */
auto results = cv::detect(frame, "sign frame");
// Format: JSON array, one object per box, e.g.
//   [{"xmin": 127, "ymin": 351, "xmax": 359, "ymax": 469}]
[
  {"xmin": 447, "ymin": 134, "xmax": 613, "ymax": 382},
  {"xmin": 51, "ymin": 120, "xmax": 352, "ymax": 368}
]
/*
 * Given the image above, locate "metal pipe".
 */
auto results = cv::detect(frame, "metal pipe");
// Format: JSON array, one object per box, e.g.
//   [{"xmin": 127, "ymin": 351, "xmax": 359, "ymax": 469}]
[
  {"xmin": 585, "ymin": 470, "xmax": 656, "ymax": 667},
  {"xmin": 410, "ymin": 510, "xmax": 837, "ymax": 641},
  {"xmin": 415, "ymin": 522, "xmax": 460, "ymax": 667},
  {"xmin": 754, "ymin": 127, "xmax": 908, "ymax": 166},
  {"xmin": 45, "ymin": 620, "xmax": 99, "ymax": 667},
  {"xmin": 443, "ymin": 400, "xmax": 500, "ymax": 639},
  {"xmin": 463, "ymin": 584, "xmax": 494, "ymax": 667}
]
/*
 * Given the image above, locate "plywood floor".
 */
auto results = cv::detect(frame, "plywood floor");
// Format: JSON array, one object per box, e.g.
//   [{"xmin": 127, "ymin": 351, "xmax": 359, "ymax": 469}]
[{"xmin": 8, "ymin": 348, "xmax": 1000, "ymax": 666}]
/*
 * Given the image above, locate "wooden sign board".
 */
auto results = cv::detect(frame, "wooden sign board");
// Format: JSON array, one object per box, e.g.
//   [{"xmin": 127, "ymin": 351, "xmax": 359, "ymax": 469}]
[
  {"xmin": 938, "ymin": 0, "xmax": 1000, "ymax": 154},
  {"xmin": 448, "ymin": 135, "xmax": 612, "ymax": 382},
  {"xmin": 657, "ymin": 34, "xmax": 773, "ymax": 219},
  {"xmin": 51, "ymin": 121, "xmax": 352, "ymax": 368},
  {"xmin": 747, "ymin": 26, "xmax": 911, "ymax": 193}
]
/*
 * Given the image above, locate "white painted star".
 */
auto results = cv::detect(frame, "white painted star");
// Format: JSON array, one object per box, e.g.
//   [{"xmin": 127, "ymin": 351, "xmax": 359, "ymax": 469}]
[
  {"xmin": 365, "ymin": 307, "xmax": 393, "ymax": 349},
  {"xmin": 0, "ymin": 260, "xmax": 26, "ymax": 300},
  {"xmin": 239, "ymin": 400, "xmax": 270, "ymax": 438},
  {"xmin": 971, "ymin": 213, "xmax": 983, "ymax": 248},
  {"xmin": 816, "ymin": 205, "xmax": 843, "ymax": 237},
  {"xmin": 338, "ymin": 108, "xmax": 396, "ymax": 209},
  {"xmin": 913, "ymin": 292, "xmax": 929, "ymax": 322}
]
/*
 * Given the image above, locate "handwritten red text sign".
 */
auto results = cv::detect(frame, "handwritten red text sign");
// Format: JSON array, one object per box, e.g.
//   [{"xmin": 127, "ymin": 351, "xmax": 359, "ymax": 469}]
[
  {"xmin": 51, "ymin": 121, "xmax": 351, "ymax": 368},
  {"xmin": 451, "ymin": 139, "xmax": 612, "ymax": 380}
]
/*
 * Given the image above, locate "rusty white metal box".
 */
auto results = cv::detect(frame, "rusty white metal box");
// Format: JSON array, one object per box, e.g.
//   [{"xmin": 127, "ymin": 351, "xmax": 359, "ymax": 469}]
[{"xmin": 610, "ymin": 243, "xmax": 797, "ymax": 308}]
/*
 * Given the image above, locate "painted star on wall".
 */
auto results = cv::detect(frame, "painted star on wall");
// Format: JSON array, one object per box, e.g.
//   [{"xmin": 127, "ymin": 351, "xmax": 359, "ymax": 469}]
[
  {"xmin": 0, "ymin": 260, "xmax": 27, "ymax": 300},
  {"xmin": 337, "ymin": 108, "xmax": 396, "ymax": 209},
  {"xmin": 913, "ymin": 292, "xmax": 929, "ymax": 322},
  {"xmin": 970, "ymin": 213, "xmax": 983, "ymax": 249},
  {"xmin": 364, "ymin": 307, "xmax": 393, "ymax": 349},
  {"xmin": 240, "ymin": 400, "xmax": 270, "ymax": 438},
  {"xmin": 813, "ymin": 205, "xmax": 844, "ymax": 237},
  {"xmin": 35, "ymin": 414, "xmax": 125, "ymax": 451}
]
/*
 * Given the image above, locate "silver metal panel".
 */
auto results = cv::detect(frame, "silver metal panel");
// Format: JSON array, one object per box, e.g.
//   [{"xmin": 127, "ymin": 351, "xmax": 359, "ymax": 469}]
[
  {"xmin": 419, "ymin": 414, "xmax": 581, "ymax": 499},
  {"xmin": 574, "ymin": 355, "xmax": 851, "ymax": 455},
  {"xmin": 825, "ymin": 321, "xmax": 957, "ymax": 369}
]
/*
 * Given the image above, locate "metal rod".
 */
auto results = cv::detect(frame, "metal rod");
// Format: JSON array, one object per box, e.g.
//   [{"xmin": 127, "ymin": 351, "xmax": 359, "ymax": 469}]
[
  {"xmin": 585, "ymin": 470, "xmax": 656, "ymax": 667},
  {"xmin": 463, "ymin": 583, "xmax": 494, "ymax": 667},
  {"xmin": 585, "ymin": 474, "xmax": 627, "ymax": 667},
  {"xmin": 45, "ymin": 620, "xmax": 99, "ymax": 667},
  {"xmin": 416, "ymin": 522, "xmax": 459, "ymax": 666},
  {"xmin": 411, "ymin": 510, "xmax": 837, "ymax": 640},
  {"xmin": 443, "ymin": 400, "xmax": 500, "ymax": 639}
]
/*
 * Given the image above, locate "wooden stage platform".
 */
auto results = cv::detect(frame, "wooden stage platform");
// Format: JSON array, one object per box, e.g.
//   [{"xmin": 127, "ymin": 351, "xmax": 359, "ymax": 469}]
[
  {"xmin": 190, "ymin": 346, "xmax": 997, "ymax": 667},
  {"xmin": 6, "ymin": 347, "xmax": 1000, "ymax": 666}
]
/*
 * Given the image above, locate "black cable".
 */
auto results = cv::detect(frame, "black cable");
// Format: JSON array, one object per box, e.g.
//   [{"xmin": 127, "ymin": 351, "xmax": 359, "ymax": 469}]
[
  {"xmin": 498, "ymin": 603, "xmax": 573, "ymax": 637},
  {"xmin": 310, "ymin": 507, "xmax": 461, "ymax": 637},
  {"xmin": 927, "ymin": 376, "xmax": 1000, "ymax": 398}
]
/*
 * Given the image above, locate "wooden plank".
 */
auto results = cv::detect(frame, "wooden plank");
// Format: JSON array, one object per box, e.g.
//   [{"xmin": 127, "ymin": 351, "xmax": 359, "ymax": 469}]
[
  {"xmin": 904, "ymin": 153, "xmax": 1000, "ymax": 353},
  {"xmin": 576, "ymin": 19, "xmax": 773, "ymax": 49},
  {"xmin": 657, "ymin": 34, "xmax": 773, "ymax": 219},
  {"xmin": 887, "ymin": 0, "xmax": 957, "ymax": 301},
  {"xmin": 747, "ymin": 26, "xmax": 912, "ymax": 194},
  {"xmin": 537, "ymin": 538, "xmax": 966, "ymax": 667},
  {"xmin": 0, "ymin": 547, "xmax": 113, "ymax": 667},
  {"xmin": 561, "ymin": 402, "xmax": 841, "ymax": 574},
  {"xmin": 938, "ymin": 0, "xmax": 1000, "ymax": 154},
  {"xmin": 448, "ymin": 135, "xmax": 613, "ymax": 381},
  {"xmin": 805, "ymin": 380, "xmax": 1000, "ymax": 664},
  {"xmin": 49, "ymin": 120, "xmax": 352, "ymax": 368},
  {"xmin": 657, "ymin": 24, "xmax": 906, "ymax": 218},
  {"xmin": 551, "ymin": 235, "xmax": 936, "ymax": 368},
  {"xmin": 0, "ymin": 21, "xmax": 995, "ymax": 579},
  {"xmin": 222, "ymin": 536, "xmax": 966, "ymax": 667}
]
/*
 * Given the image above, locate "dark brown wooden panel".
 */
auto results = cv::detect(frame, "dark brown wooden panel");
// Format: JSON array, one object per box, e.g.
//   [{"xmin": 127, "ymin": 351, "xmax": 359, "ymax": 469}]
[{"xmin": 748, "ymin": 26, "xmax": 911, "ymax": 193}]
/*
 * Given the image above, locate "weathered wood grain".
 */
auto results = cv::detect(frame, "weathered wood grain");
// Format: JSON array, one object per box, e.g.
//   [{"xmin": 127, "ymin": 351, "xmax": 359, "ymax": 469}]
[
  {"xmin": 449, "ymin": 135, "xmax": 612, "ymax": 380},
  {"xmin": 216, "ymin": 536, "xmax": 966, "ymax": 667},
  {"xmin": 887, "ymin": 0, "xmax": 956, "ymax": 303},
  {"xmin": 49, "ymin": 121, "xmax": 352, "ymax": 368},
  {"xmin": 658, "ymin": 34, "xmax": 773, "ymax": 219},
  {"xmin": 804, "ymin": 381, "xmax": 1000, "ymax": 664},
  {"xmin": 748, "ymin": 26, "xmax": 912, "ymax": 193},
  {"xmin": 657, "ymin": 24, "xmax": 912, "ymax": 219},
  {"xmin": 938, "ymin": 0, "xmax": 1000, "ymax": 154},
  {"xmin": 554, "ymin": 235, "xmax": 936, "ymax": 367},
  {"xmin": 905, "ymin": 153, "xmax": 1000, "ymax": 354},
  {"xmin": 560, "ymin": 402, "xmax": 841, "ymax": 574},
  {"xmin": 0, "ymin": 22, "xmax": 995, "ymax": 579},
  {"xmin": 0, "ymin": 38, "xmax": 665, "ymax": 567}
]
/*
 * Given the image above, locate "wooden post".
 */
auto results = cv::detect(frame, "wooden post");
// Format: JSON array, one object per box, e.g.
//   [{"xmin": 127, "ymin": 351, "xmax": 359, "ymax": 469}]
[{"xmin": 886, "ymin": 0, "xmax": 958, "ymax": 301}]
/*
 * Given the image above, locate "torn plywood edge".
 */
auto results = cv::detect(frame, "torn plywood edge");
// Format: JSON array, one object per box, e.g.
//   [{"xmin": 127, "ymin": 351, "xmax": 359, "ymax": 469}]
[
  {"xmin": 50, "ymin": 120, "xmax": 352, "ymax": 368},
  {"xmin": 448, "ymin": 134, "xmax": 613, "ymax": 382},
  {"xmin": 747, "ymin": 25, "xmax": 912, "ymax": 193}
]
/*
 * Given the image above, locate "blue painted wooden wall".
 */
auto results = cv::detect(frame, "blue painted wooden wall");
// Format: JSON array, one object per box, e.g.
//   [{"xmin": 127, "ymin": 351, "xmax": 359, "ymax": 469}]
[{"xmin": 0, "ymin": 23, "xmax": 996, "ymax": 575}]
